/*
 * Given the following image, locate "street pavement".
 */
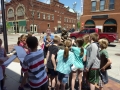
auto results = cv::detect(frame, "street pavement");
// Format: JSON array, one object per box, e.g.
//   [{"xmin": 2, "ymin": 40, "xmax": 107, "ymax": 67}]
[{"xmin": 0, "ymin": 34, "xmax": 120, "ymax": 90}]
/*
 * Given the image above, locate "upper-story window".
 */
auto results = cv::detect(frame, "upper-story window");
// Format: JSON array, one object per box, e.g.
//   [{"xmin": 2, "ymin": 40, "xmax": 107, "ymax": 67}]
[
  {"xmin": 7, "ymin": 8, "xmax": 14, "ymax": 18},
  {"xmin": 17, "ymin": 6, "xmax": 25, "ymax": 16},
  {"xmin": 37, "ymin": 12, "xmax": 40, "ymax": 18},
  {"xmin": 109, "ymin": 0, "xmax": 115, "ymax": 10},
  {"xmin": 100, "ymin": 0, "xmax": 105, "ymax": 11},
  {"xmin": 43, "ymin": 14, "xmax": 45, "ymax": 19},
  {"xmin": 52, "ymin": 15, "xmax": 54, "ymax": 20},
  {"xmin": 48, "ymin": 14, "xmax": 50, "ymax": 20},
  {"xmin": 91, "ymin": 1, "xmax": 96, "ymax": 11}
]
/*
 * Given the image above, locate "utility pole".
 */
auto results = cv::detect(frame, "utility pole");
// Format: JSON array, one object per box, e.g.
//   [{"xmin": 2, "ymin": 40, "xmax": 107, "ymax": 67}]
[
  {"xmin": 31, "ymin": 0, "xmax": 34, "ymax": 34},
  {"xmin": 1, "ymin": 0, "xmax": 9, "ymax": 53}
]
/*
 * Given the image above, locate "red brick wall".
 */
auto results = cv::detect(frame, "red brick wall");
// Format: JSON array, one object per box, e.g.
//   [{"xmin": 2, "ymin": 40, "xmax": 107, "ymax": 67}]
[
  {"xmin": 5, "ymin": 0, "xmax": 77, "ymax": 33},
  {"xmin": 81, "ymin": 0, "xmax": 120, "ymax": 37}
]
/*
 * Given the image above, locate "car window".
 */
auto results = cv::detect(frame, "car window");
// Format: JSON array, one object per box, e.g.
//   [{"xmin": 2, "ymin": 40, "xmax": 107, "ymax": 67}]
[
  {"xmin": 80, "ymin": 29, "xmax": 87, "ymax": 34},
  {"xmin": 89, "ymin": 29, "xmax": 95, "ymax": 33}
]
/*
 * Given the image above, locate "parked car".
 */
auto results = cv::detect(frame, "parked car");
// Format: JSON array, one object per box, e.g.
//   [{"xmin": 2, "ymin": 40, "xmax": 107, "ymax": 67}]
[
  {"xmin": 69, "ymin": 28, "xmax": 75, "ymax": 33},
  {"xmin": 70, "ymin": 28, "xmax": 119, "ymax": 43},
  {"xmin": 54, "ymin": 29, "xmax": 62, "ymax": 34}
]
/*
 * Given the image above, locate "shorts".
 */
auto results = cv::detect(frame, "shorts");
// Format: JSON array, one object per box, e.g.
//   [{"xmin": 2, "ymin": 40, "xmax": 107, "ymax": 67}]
[
  {"xmin": 58, "ymin": 72, "xmax": 68, "ymax": 84},
  {"xmin": 88, "ymin": 69, "xmax": 99, "ymax": 84},
  {"xmin": 47, "ymin": 68, "xmax": 58, "ymax": 77},
  {"xmin": 71, "ymin": 65, "xmax": 84, "ymax": 72}
]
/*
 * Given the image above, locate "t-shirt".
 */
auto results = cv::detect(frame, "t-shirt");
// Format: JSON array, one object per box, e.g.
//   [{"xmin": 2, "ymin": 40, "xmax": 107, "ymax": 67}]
[
  {"xmin": 22, "ymin": 50, "xmax": 48, "ymax": 88},
  {"xmin": 47, "ymin": 45, "xmax": 58, "ymax": 69},
  {"xmin": 100, "ymin": 49, "xmax": 109, "ymax": 69},
  {"xmin": 71, "ymin": 47, "xmax": 87, "ymax": 69},
  {"xmin": 56, "ymin": 50, "xmax": 75, "ymax": 74},
  {"xmin": 43, "ymin": 34, "xmax": 54, "ymax": 42},
  {"xmin": 44, "ymin": 41, "xmax": 53, "ymax": 58}
]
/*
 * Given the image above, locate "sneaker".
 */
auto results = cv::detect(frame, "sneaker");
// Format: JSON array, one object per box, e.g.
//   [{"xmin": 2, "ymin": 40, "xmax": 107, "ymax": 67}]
[
  {"xmin": 18, "ymin": 86, "xmax": 24, "ymax": 90},
  {"xmin": 24, "ymin": 83, "xmax": 30, "ymax": 88},
  {"xmin": 19, "ymin": 76, "xmax": 23, "ymax": 83}
]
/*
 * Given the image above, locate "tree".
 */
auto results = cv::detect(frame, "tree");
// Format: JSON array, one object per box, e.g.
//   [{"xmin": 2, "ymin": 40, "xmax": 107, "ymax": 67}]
[
  {"xmin": 6, "ymin": 22, "xmax": 11, "ymax": 29},
  {"xmin": 77, "ymin": 22, "xmax": 80, "ymax": 29}
]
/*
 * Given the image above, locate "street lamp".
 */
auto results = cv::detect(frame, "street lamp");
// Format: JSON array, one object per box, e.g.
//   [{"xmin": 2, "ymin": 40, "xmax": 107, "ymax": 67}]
[{"xmin": 1, "ymin": 0, "xmax": 9, "ymax": 53}]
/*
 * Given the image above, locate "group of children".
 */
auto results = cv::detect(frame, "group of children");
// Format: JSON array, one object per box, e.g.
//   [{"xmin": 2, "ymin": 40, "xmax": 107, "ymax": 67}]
[{"xmin": 0, "ymin": 32, "xmax": 112, "ymax": 90}]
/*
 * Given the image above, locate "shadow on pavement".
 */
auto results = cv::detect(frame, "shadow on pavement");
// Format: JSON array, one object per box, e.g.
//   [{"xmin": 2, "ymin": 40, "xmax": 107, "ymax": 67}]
[
  {"xmin": 5, "ymin": 67, "xmax": 21, "ymax": 90},
  {"xmin": 108, "ymin": 76, "xmax": 120, "ymax": 83}
]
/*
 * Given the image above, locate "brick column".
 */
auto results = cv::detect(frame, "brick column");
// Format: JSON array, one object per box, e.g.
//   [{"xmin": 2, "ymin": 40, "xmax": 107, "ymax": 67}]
[
  {"xmin": 105, "ymin": 0, "xmax": 109, "ymax": 10},
  {"xmin": 96, "ymin": 0, "xmax": 100, "ymax": 11}
]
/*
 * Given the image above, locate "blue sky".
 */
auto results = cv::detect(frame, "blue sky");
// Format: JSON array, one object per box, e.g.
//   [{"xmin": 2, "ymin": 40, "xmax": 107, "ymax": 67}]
[
  {"xmin": 1, "ymin": 0, "xmax": 81, "ymax": 13},
  {"xmin": 40, "ymin": 0, "xmax": 81, "ymax": 13}
]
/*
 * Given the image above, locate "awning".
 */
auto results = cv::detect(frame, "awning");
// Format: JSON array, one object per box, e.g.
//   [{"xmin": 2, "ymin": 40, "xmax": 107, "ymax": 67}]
[
  {"xmin": 104, "ymin": 24, "xmax": 117, "ymax": 26},
  {"xmin": 18, "ymin": 20, "xmax": 26, "ymax": 26},
  {"xmin": 84, "ymin": 24, "xmax": 95, "ymax": 26},
  {"xmin": 8, "ymin": 22, "xmax": 13, "ymax": 26},
  {"xmin": 104, "ymin": 19, "xmax": 117, "ymax": 24}
]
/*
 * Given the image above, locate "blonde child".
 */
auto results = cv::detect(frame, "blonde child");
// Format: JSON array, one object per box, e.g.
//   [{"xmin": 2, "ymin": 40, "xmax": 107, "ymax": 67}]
[{"xmin": 98, "ymin": 39, "xmax": 112, "ymax": 90}]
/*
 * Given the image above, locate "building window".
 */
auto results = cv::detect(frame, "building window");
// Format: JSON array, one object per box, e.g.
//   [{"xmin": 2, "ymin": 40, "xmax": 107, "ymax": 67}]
[
  {"xmin": 64, "ymin": 18, "xmax": 66, "ymax": 22},
  {"xmin": 48, "ymin": 24, "xmax": 50, "ymax": 28},
  {"xmin": 48, "ymin": 14, "xmax": 50, "ymax": 20},
  {"xmin": 100, "ymin": 0, "xmax": 105, "ymax": 11},
  {"xmin": 17, "ymin": 6, "xmax": 24, "ymax": 16},
  {"xmin": 109, "ymin": 0, "xmax": 115, "ymax": 10},
  {"xmin": 43, "ymin": 14, "xmax": 45, "ymax": 19},
  {"xmin": 52, "ymin": 15, "xmax": 54, "ymax": 20},
  {"xmin": 67, "ymin": 18, "xmax": 68, "ymax": 22},
  {"xmin": 60, "ymin": 16, "xmax": 61, "ymax": 21},
  {"xmin": 37, "ymin": 12, "xmax": 40, "ymax": 18},
  {"xmin": 91, "ymin": 1, "xmax": 96, "ymax": 11}
]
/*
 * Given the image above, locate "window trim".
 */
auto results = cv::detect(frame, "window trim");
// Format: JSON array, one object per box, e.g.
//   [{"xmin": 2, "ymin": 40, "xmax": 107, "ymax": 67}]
[
  {"xmin": 100, "ymin": 0, "xmax": 105, "ymax": 11},
  {"xmin": 91, "ymin": 1, "xmax": 97, "ymax": 11},
  {"xmin": 109, "ymin": 0, "xmax": 115, "ymax": 10}
]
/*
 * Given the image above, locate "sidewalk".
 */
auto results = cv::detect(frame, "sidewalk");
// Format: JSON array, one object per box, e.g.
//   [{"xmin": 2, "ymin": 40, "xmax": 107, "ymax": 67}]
[{"xmin": 4, "ymin": 61, "xmax": 120, "ymax": 90}]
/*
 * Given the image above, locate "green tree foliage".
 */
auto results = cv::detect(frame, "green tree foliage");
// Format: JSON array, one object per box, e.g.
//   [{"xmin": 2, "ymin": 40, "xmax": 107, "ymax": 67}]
[
  {"xmin": 77, "ymin": 22, "xmax": 80, "ymax": 28},
  {"xmin": 6, "ymin": 22, "xmax": 11, "ymax": 29}
]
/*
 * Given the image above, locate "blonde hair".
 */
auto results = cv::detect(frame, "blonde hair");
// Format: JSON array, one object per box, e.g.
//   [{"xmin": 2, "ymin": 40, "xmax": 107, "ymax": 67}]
[
  {"xmin": 46, "ymin": 35, "xmax": 51, "ymax": 40},
  {"xmin": 90, "ymin": 33, "xmax": 99, "ymax": 42},
  {"xmin": 83, "ymin": 34, "xmax": 90, "ymax": 43},
  {"xmin": 64, "ymin": 40, "xmax": 72, "ymax": 59},
  {"xmin": 53, "ymin": 36, "xmax": 60, "ymax": 43},
  {"xmin": 99, "ymin": 39, "xmax": 108, "ymax": 49}
]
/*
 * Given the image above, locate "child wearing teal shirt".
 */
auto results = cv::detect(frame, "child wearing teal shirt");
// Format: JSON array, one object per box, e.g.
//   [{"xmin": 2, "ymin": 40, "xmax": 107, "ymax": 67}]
[{"xmin": 71, "ymin": 38, "xmax": 87, "ymax": 90}]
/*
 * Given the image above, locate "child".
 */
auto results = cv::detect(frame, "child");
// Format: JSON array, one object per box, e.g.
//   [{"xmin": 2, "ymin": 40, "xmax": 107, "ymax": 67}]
[
  {"xmin": 71, "ymin": 38, "xmax": 86, "ymax": 90},
  {"xmin": 82, "ymin": 34, "xmax": 90, "ymax": 89},
  {"xmin": 0, "ymin": 39, "xmax": 8, "ymax": 90},
  {"xmin": 98, "ymin": 39, "xmax": 112, "ymax": 90},
  {"xmin": 39, "ymin": 34, "xmax": 44, "ymax": 50},
  {"xmin": 19, "ymin": 36, "xmax": 48, "ymax": 90},
  {"xmin": 56, "ymin": 40, "xmax": 75, "ymax": 90},
  {"xmin": 85, "ymin": 33, "xmax": 100, "ymax": 90},
  {"xmin": 46, "ymin": 36, "xmax": 60, "ymax": 90},
  {"xmin": 44, "ymin": 35, "xmax": 53, "ymax": 64}
]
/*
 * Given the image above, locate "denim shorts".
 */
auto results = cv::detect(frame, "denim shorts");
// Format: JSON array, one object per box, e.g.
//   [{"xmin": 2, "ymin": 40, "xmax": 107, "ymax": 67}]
[{"xmin": 58, "ymin": 72, "xmax": 68, "ymax": 84}]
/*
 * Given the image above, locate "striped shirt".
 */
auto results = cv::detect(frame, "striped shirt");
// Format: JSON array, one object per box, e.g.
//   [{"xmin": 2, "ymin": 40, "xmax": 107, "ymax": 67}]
[
  {"xmin": 22, "ymin": 49, "xmax": 48, "ymax": 88},
  {"xmin": 56, "ymin": 50, "xmax": 75, "ymax": 74}
]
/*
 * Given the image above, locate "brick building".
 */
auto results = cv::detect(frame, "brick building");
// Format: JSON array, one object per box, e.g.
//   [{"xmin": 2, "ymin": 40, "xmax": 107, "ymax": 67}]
[
  {"xmin": 80, "ymin": 0, "xmax": 120, "ymax": 37},
  {"xmin": 5, "ymin": 0, "xmax": 77, "ymax": 33}
]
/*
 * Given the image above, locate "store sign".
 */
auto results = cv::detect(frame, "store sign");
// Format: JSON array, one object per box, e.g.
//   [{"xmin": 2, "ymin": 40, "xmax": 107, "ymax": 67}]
[{"xmin": 92, "ymin": 15, "xmax": 108, "ymax": 19}]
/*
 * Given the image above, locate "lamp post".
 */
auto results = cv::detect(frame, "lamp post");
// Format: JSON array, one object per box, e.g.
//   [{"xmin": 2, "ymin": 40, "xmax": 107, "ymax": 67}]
[{"xmin": 1, "ymin": 0, "xmax": 8, "ymax": 53}]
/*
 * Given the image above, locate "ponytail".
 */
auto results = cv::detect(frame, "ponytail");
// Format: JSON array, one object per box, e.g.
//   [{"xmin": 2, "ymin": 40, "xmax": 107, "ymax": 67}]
[
  {"xmin": 80, "ymin": 47, "xmax": 84, "ymax": 57},
  {"xmin": 64, "ymin": 46, "xmax": 69, "ymax": 59}
]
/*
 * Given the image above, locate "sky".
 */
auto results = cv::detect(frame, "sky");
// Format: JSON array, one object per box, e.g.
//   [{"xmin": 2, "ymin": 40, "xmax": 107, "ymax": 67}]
[{"xmin": 0, "ymin": 0, "xmax": 81, "ymax": 13}]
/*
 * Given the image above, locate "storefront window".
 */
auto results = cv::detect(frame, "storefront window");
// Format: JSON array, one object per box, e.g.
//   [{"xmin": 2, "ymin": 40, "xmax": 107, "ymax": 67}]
[
  {"xmin": 109, "ymin": 0, "xmax": 114, "ymax": 10},
  {"xmin": 100, "ymin": 0, "xmax": 105, "ymax": 11},
  {"xmin": 91, "ymin": 1, "xmax": 96, "ymax": 11}
]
